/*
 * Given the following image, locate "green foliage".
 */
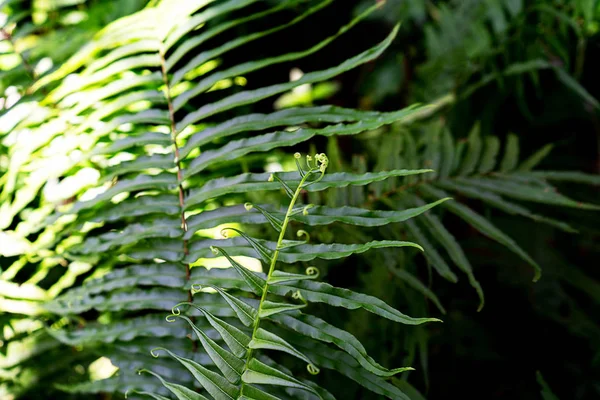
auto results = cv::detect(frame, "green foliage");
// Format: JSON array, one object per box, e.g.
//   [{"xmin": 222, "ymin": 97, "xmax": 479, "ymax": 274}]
[
  {"xmin": 316, "ymin": 116, "xmax": 599, "ymax": 396},
  {"xmin": 2, "ymin": 0, "xmax": 599, "ymax": 399},
  {"xmin": 350, "ymin": 120, "xmax": 600, "ymax": 312},
  {"xmin": 537, "ymin": 371, "xmax": 560, "ymax": 400},
  {"xmin": 0, "ymin": 0, "xmax": 448, "ymax": 398},
  {"xmin": 133, "ymin": 155, "xmax": 444, "ymax": 399},
  {"xmin": 358, "ymin": 0, "xmax": 600, "ymax": 116}
]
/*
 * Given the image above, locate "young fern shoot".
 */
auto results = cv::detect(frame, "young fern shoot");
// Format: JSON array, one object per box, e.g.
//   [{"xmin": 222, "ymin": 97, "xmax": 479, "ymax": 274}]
[
  {"xmin": 137, "ymin": 152, "xmax": 444, "ymax": 400},
  {"xmin": 240, "ymin": 152, "xmax": 329, "ymax": 378}
]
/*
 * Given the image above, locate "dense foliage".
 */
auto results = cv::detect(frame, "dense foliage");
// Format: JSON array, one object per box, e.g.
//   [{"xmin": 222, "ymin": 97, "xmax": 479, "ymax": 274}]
[{"xmin": 1, "ymin": 0, "xmax": 599, "ymax": 399}]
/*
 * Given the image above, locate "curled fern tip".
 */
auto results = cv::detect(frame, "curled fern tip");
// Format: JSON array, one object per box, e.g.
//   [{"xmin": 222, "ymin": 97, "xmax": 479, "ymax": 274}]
[
  {"xmin": 307, "ymin": 364, "xmax": 320, "ymax": 375},
  {"xmin": 305, "ymin": 266, "xmax": 320, "ymax": 278}
]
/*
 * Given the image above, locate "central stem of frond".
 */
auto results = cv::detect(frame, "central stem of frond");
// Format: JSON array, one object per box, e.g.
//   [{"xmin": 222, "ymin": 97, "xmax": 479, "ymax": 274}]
[
  {"xmin": 240, "ymin": 153, "xmax": 328, "ymax": 394},
  {"xmin": 158, "ymin": 48, "xmax": 195, "ymax": 319}
]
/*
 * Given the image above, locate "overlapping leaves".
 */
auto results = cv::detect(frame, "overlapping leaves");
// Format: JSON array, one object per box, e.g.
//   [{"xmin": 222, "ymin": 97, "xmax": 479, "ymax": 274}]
[
  {"xmin": 358, "ymin": 121, "xmax": 600, "ymax": 311},
  {"xmin": 134, "ymin": 154, "xmax": 440, "ymax": 400},
  {"xmin": 1, "ymin": 0, "xmax": 448, "ymax": 398}
]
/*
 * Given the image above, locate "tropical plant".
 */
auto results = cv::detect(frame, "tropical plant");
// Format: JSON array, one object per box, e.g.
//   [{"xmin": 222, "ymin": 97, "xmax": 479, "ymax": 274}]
[
  {"xmin": 343, "ymin": 1, "xmax": 600, "ymax": 396},
  {"xmin": 350, "ymin": 120, "xmax": 600, "ymax": 310},
  {"xmin": 292, "ymin": 119, "xmax": 600, "ymax": 395},
  {"xmin": 2, "ymin": 0, "xmax": 599, "ymax": 399},
  {"xmin": 0, "ymin": 0, "xmax": 447, "ymax": 398},
  {"xmin": 125, "ymin": 153, "xmax": 448, "ymax": 400},
  {"xmin": 356, "ymin": 0, "xmax": 599, "ymax": 112}
]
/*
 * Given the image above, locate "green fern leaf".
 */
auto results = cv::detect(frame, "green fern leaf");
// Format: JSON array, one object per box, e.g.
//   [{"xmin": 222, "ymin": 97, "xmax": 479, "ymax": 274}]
[{"xmin": 138, "ymin": 369, "xmax": 210, "ymax": 400}]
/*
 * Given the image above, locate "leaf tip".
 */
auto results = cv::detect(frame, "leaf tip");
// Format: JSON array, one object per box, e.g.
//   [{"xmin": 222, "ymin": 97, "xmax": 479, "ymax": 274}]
[
  {"xmin": 307, "ymin": 364, "xmax": 320, "ymax": 375},
  {"xmin": 306, "ymin": 266, "xmax": 320, "ymax": 279},
  {"xmin": 150, "ymin": 347, "xmax": 165, "ymax": 358}
]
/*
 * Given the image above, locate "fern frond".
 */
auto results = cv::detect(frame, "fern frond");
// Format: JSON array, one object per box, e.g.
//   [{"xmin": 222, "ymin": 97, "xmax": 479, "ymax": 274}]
[
  {"xmin": 362, "ymin": 121, "xmax": 599, "ymax": 310},
  {"xmin": 1, "ymin": 0, "xmax": 448, "ymax": 397},
  {"xmin": 136, "ymin": 154, "xmax": 439, "ymax": 399}
]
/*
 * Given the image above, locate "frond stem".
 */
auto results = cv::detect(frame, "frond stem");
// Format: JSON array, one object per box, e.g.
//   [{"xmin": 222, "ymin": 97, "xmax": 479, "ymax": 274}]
[
  {"xmin": 158, "ymin": 47, "xmax": 197, "ymax": 353},
  {"xmin": 158, "ymin": 48, "xmax": 191, "ymax": 283},
  {"xmin": 0, "ymin": 27, "xmax": 46, "ymax": 96},
  {"xmin": 1, "ymin": 28, "xmax": 35, "ymax": 81},
  {"xmin": 241, "ymin": 169, "xmax": 312, "ymax": 394}
]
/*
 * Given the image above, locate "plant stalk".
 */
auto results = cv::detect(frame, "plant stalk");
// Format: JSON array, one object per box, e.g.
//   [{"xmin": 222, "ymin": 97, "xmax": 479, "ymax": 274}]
[{"xmin": 241, "ymin": 168, "xmax": 312, "ymax": 392}]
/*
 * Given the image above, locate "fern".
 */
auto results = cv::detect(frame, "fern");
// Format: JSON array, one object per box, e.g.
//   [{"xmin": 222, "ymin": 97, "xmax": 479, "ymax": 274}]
[
  {"xmin": 357, "ymin": 0, "xmax": 599, "ymax": 114},
  {"xmin": 537, "ymin": 371, "xmax": 560, "ymax": 400},
  {"xmin": 0, "ymin": 0, "xmax": 448, "ymax": 397},
  {"xmin": 354, "ymin": 120, "xmax": 600, "ymax": 311},
  {"xmin": 3, "ymin": 0, "xmax": 597, "ymax": 398},
  {"xmin": 120, "ymin": 153, "xmax": 441, "ymax": 399}
]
